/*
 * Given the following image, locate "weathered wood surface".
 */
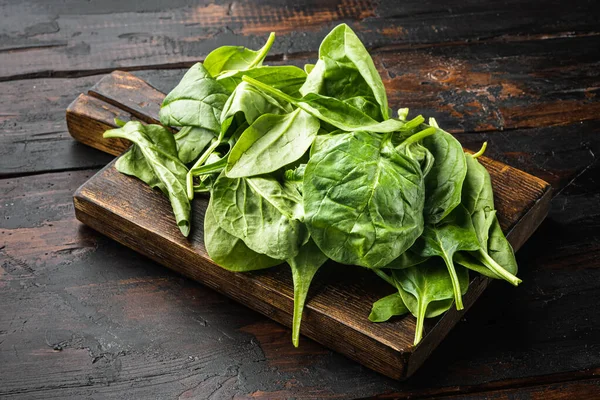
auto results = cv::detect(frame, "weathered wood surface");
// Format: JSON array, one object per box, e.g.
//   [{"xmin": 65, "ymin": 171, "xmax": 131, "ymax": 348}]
[
  {"xmin": 0, "ymin": 0, "xmax": 597, "ymax": 81},
  {"xmin": 2, "ymin": 0, "xmax": 600, "ymax": 397},
  {"xmin": 66, "ymin": 71, "xmax": 551, "ymax": 379}
]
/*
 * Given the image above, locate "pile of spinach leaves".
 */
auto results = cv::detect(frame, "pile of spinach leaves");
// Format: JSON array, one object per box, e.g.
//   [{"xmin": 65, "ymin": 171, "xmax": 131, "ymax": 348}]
[{"xmin": 104, "ymin": 24, "xmax": 521, "ymax": 347}]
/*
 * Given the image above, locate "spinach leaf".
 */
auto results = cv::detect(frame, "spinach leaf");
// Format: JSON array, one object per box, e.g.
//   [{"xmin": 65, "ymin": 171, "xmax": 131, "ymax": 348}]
[
  {"xmin": 217, "ymin": 66, "xmax": 307, "ymax": 96},
  {"xmin": 244, "ymin": 76, "xmax": 405, "ymax": 133},
  {"xmin": 368, "ymin": 292, "xmax": 409, "ymax": 322},
  {"xmin": 159, "ymin": 63, "xmax": 230, "ymax": 132},
  {"xmin": 211, "ymin": 172, "xmax": 307, "ymax": 260},
  {"xmin": 461, "ymin": 143, "xmax": 494, "ymax": 215},
  {"xmin": 393, "ymin": 259, "xmax": 469, "ymax": 345},
  {"xmin": 412, "ymin": 204, "xmax": 480, "ymax": 310},
  {"xmin": 385, "ymin": 250, "xmax": 429, "ymax": 270},
  {"xmin": 304, "ymin": 130, "xmax": 425, "ymax": 268},
  {"xmin": 301, "ymin": 24, "xmax": 389, "ymax": 119},
  {"xmin": 205, "ymin": 198, "xmax": 283, "ymax": 271},
  {"xmin": 421, "ymin": 118, "xmax": 467, "ymax": 224},
  {"xmin": 226, "ymin": 109, "xmax": 320, "ymax": 178},
  {"xmin": 287, "ymin": 238, "xmax": 328, "ymax": 347},
  {"xmin": 204, "ymin": 33, "xmax": 275, "ymax": 77},
  {"xmin": 221, "ymin": 81, "xmax": 292, "ymax": 125},
  {"xmin": 104, "ymin": 121, "xmax": 191, "ymax": 237},
  {"xmin": 344, "ymin": 95, "xmax": 383, "ymax": 121},
  {"xmin": 454, "ymin": 148, "xmax": 521, "ymax": 286},
  {"xmin": 304, "ymin": 64, "xmax": 315, "ymax": 74},
  {"xmin": 174, "ymin": 126, "xmax": 216, "ymax": 164},
  {"xmin": 455, "ymin": 212, "xmax": 521, "ymax": 285}
]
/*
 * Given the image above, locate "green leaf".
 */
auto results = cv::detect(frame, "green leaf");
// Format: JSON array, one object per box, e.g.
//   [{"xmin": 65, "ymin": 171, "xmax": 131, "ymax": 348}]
[
  {"xmin": 385, "ymin": 250, "xmax": 429, "ymax": 269},
  {"xmin": 174, "ymin": 126, "xmax": 216, "ymax": 164},
  {"xmin": 104, "ymin": 121, "xmax": 191, "ymax": 237},
  {"xmin": 244, "ymin": 76, "xmax": 405, "ymax": 133},
  {"xmin": 204, "ymin": 198, "xmax": 282, "ymax": 271},
  {"xmin": 217, "ymin": 66, "xmax": 307, "ymax": 96},
  {"xmin": 393, "ymin": 259, "xmax": 469, "ymax": 345},
  {"xmin": 421, "ymin": 122, "xmax": 467, "ymax": 224},
  {"xmin": 287, "ymin": 238, "xmax": 328, "ymax": 347},
  {"xmin": 301, "ymin": 24, "xmax": 389, "ymax": 119},
  {"xmin": 221, "ymin": 81, "xmax": 292, "ymax": 125},
  {"xmin": 461, "ymin": 150, "xmax": 495, "ymax": 215},
  {"xmin": 159, "ymin": 63, "xmax": 230, "ymax": 131},
  {"xmin": 369, "ymin": 292, "xmax": 409, "ymax": 322},
  {"xmin": 304, "ymin": 63, "xmax": 315, "ymax": 74},
  {"xmin": 412, "ymin": 205, "xmax": 480, "ymax": 310},
  {"xmin": 211, "ymin": 172, "xmax": 307, "ymax": 260},
  {"xmin": 344, "ymin": 95, "xmax": 383, "ymax": 121},
  {"xmin": 226, "ymin": 109, "xmax": 320, "ymax": 178},
  {"xmin": 204, "ymin": 33, "xmax": 275, "ymax": 77},
  {"xmin": 304, "ymin": 131, "xmax": 425, "ymax": 268},
  {"xmin": 454, "ymin": 152, "xmax": 521, "ymax": 286},
  {"xmin": 455, "ymin": 212, "xmax": 521, "ymax": 285}
]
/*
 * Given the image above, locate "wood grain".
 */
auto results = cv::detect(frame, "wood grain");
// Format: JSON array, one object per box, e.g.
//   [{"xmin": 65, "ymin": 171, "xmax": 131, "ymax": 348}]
[
  {"xmin": 1, "ymin": 164, "xmax": 598, "ymax": 397},
  {"xmin": 67, "ymin": 72, "xmax": 551, "ymax": 379},
  {"xmin": 0, "ymin": 0, "xmax": 597, "ymax": 81}
]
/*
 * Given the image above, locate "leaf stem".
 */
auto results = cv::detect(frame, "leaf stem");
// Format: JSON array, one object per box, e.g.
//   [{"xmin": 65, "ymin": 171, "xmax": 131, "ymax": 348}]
[
  {"xmin": 250, "ymin": 32, "xmax": 276, "ymax": 69},
  {"xmin": 442, "ymin": 254, "xmax": 464, "ymax": 310},
  {"xmin": 414, "ymin": 299, "xmax": 427, "ymax": 345},
  {"xmin": 243, "ymin": 75, "xmax": 297, "ymax": 105},
  {"xmin": 472, "ymin": 142, "xmax": 488, "ymax": 158},
  {"xmin": 399, "ymin": 127, "xmax": 437, "ymax": 148},
  {"xmin": 478, "ymin": 248, "xmax": 522, "ymax": 286}
]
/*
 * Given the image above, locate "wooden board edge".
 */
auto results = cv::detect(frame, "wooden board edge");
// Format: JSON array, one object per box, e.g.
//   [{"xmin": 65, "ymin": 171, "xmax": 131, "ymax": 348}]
[
  {"xmin": 72, "ymin": 170, "xmax": 412, "ymax": 380},
  {"xmin": 405, "ymin": 183, "xmax": 552, "ymax": 377}
]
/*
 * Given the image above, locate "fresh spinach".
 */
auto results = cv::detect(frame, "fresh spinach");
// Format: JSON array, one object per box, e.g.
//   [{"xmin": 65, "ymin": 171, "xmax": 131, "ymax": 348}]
[
  {"xmin": 204, "ymin": 33, "xmax": 275, "ymax": 77},
  {"xmin": 393, "ymin": 259, "xmax": 469, "ymax": 345},
  {"xmin": 211, "ymin": 172, "xmax": 307, "ymax": 260},
  {"xmin": 301, "ymin": 24, "xmax": 389, "ymax": 119},
  {"xmin": 303, "ymin": 130, "xmax": 427, "ymax": 268},
  {"xmin": 421, "ymin": 118, "xmax": 467, "ymax": 224},
  {"xmin": 106, "ymin": 24, "xmax": 523, "ymax": 349},
  {"xmin": 226, "ymin": 108, "xmax": 320, "ymax": 178},
  {"xmin": 287, "ymin": 238, "xmax": 328, "ymax": 347},
  {"xmin": 369, "ymin": 292, "xmax": 409, "ymax": 322},
  {"xmin": 243, "ymin": 76, "xmax": 405, "ymax": 133},
  {"xmin": 104, "ymin": 121, "xmax": 191, "ymax": 236},
  {"xmin": 204, "ymin": 198, "xmax": 283, "ymax": 271},
  {"xmin": 159, "ymin": 63, "xmax": 230, "ymax": 132},
  {"xmin": 411, "ymin": 205, "xmax": 481, "ymax": 310}
]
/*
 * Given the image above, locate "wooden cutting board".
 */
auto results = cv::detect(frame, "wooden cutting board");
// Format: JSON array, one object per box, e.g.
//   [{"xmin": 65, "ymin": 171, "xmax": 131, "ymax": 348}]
[{"xmin": 67, "ymin": 71, "xmax": 551, "ymax": 380}]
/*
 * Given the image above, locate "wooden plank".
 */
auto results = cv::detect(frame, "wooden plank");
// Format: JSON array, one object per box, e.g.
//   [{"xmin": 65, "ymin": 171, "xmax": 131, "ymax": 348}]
[
  {"xmin": 1, "ymin": 163, "xmax": 598, "ymax": 397},
  {"xmin": 5, "ymin": 25, "xmax": 600, "ymax": 177},
  {"xmin": 67, "ymin": 73, "xmax": 551, "ymax": 379},
  {"xmin": 0, "ymin": 0, "xmax": 597, "ymax": 81}
]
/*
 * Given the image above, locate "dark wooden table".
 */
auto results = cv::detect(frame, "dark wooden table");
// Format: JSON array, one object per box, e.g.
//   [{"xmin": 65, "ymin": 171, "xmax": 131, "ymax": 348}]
[{"xmin": 1, "ymin": 1, "xmax": 598, "ymax": 398}]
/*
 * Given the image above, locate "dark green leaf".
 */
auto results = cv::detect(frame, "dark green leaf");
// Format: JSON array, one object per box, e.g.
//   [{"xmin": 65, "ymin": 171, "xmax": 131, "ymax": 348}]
[
  {"xmin": 287, "ymin": 238, "xmax": 328, "ymax": 346},
  {"xmin": 174, "ymin": 126, "xmax": 216, "ymax": 164},
  {"xmin": 159, "ymin": 63, "xmax": 230, "ymax": 131},
  {"xmin": 211, "ymin": 172, "xmax": 307, "ymax": 260},
  {"xmin": 301, "ymin": 24, "xmax": 389, "ymax": 119},
  {"xmin": 203, "ymin": 33, "xmax": 275, "ymax": 77},
  {"xmin": 369, "ymin": 292, "xmax": 409, "ymax": 322},
  {"xmin": 217, "ymin": 66, "xmax": 307, "ymax": 96},
  {"xmin": 304, "ymin": 131, "xmax": 425, "ymax": 268},
  {"xmin": 421, "ymin": 121, "xmax": 467, "ymax": 224},
  {"xmin": 412, "ymin": 204, "xmax": 480, "ymax": 309},
  {"xmin": 393, "ymin": 259, "xmax": 469, "ymax": 345},
  {"xmin": 221, "ymin": 81, "xmax": 292, "ymax": 125},
  {"xmin": 205, "ymin": 198, "xmax": 283, "ymax": 271},
  {"xmin": 104, "ymin": 121, "xmax": 191, "ymax": 237},
  {"xmin": 226, "ymin": 109, "xmax": 320, "ymax": 178}
]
